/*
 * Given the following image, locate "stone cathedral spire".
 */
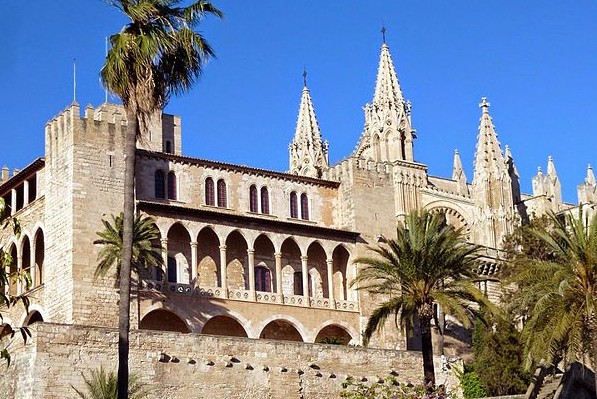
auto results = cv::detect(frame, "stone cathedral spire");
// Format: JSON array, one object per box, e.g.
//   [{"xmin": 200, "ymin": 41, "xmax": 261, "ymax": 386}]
[
  {"xmin": 355, "ymin": 38, "xmax": 415, "ymax": 162},
  {"xmin": 578, "ymin": 164, "xmax": 597, "ymax": 204},
  {"xmin": 289, "ymin": 72, "xmax": 329, "ymax": 178},
  {"xmin": 452, "ymin": 149, "xmax": 468, "ymax": 195},
  {"xmin": 471, "ymin": 97, "xmax": 516, "ymax": 247}
]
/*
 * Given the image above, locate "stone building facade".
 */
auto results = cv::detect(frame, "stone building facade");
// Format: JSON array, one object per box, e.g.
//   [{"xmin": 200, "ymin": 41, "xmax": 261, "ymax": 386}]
[{"xmin": 1, "ymin": 39, "xmax": 595, "ymax": 397}]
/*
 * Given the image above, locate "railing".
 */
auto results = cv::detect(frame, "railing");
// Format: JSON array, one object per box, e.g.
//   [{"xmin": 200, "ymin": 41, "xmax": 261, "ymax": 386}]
[{"xmin": 141, "ymin": 279, "xmax": 358, "ymax": 312}]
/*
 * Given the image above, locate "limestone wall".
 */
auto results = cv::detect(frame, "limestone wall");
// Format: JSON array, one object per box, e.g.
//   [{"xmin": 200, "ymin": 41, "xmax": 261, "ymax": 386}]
[{"xmin": 0, "ymin": 322, "xmax": 461, "ymax": 399}]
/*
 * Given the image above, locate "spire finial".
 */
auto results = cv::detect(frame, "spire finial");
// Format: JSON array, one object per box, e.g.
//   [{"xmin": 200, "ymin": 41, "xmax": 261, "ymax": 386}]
[
  {"xmin": 303, "ymin": 68, "xmax": 307, "ymax": 87},
  {"xmin": 479, "ymin": 96, "xmax": 490, "ymax": 113},
  {"xmin": 381, "ymin": 26, "xmax": 387, "ymax": 44}
]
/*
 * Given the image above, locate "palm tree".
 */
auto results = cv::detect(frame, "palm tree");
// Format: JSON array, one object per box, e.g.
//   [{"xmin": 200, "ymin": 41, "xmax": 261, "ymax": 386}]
[
  {"xmin": 94, "ymin": 213, "xmax": 162, "ymax": 280},
  {"xmin": 73, "ymin": 367, "xmax": 148, "ymax": 399},
  {"xmin": 353, "ymin": 210, "xmax": 493, "ymax": 385},
  {"xmin": 520, "ymin": 210, "xmax": 597, "ymax": 396},
  {"xmin": 100, "ymin": 2, "xmax": 222, "ymax": 396}
]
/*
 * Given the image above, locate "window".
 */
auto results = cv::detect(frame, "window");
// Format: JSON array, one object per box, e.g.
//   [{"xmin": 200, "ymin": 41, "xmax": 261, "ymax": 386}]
[
  {"xmin": 293, "ymin": 271, "xmax": 303, "ymax": 295},
  {"xmin": 290, "ymin": 192, "xmax": 298, "ymax": 218},
  {"xmin": 205, "ymin": 178, "xmax": 215, "ymax": 205},
  {"xmin": 165, "ymin": 140, "xmax": 172, "ymax": 154},
  {"xmin": 167, "ymin": 172, "xmax": 177, "ymax": 200},
  {"xmin": 260, "ymin": 187, "xmax": 269, "ymax": 214},
  {"xmin": 154, "ymin": 170, "xmax": 165, "ymax": 199},
  {"xmin": 217, "ymin": 179, "xmax": 227, "ymax": 208},
  {"xmin": 28, "ymin": 175, "xmax": 37, "ymax": 203},
  {"xmin": 167, "ymin": 256, "xmax": 177, "ymax": 283},
  {"xmin": 249, "ymin": 185, "xmax": 258, "ymax": 212},
  {"xmin": 300, "ymin": 193, "xmax": 309, "ymax": 220},
  {"xmin": 255, "ymin": 267, "xmax": 271, "ymax": 292}
]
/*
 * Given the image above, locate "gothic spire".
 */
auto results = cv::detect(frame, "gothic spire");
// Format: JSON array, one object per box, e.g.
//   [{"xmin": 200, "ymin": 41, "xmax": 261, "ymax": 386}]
[
  {"xmin": 587, "ymin": 164, "xmax": 596, "ymax": 186},
  {"xmin": 452, "ymin": 149, "xmax": 468, "ymax": 195},
  {"xmin": 372, "ymin": 41, "xmax": 404, "ymax": 107},
  {"xmin": 289, "ymin": 77, "xmax": 328, "ymax": 178},
  {"xmin": 472, "ymin": 97, "xmax": 507, "ymax": 184},
  {"xmin": 578, "ymin": 164, "xmax": 597, "ymax": 204}
]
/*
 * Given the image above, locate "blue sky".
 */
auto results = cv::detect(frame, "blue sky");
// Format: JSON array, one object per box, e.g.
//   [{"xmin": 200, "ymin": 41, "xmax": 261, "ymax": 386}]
[{"xmin": 3, "ymin": 1, "xmax": 597, "ymax": 203}]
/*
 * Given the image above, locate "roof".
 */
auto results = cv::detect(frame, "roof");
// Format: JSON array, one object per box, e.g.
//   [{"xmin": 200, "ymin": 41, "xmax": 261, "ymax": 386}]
[{"xmin": 0, "ymin": 158, "xmax": 45, "ymax": 197}]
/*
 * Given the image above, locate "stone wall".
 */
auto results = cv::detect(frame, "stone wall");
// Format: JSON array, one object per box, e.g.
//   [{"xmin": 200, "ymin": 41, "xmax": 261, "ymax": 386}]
[{"xmin": 0, "ymin": 322, "xmax": 466, "ymax": 399}]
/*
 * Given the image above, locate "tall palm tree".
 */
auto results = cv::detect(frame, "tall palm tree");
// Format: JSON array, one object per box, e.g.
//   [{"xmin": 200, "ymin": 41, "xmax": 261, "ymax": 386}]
[
  {"xmin": 521, "ymin": 210, "xmax": 597, "ymax": 396},
  {"xmin": 353, "ymin": 210, "xmax": 493, "ymax": 385},
  {"xmin": 100, "ymin": 2, "xmax": 222, "ymax": 396},
  {"xmin": 94, "ymin": 213, "xmax": 162, "ymax": 280}
]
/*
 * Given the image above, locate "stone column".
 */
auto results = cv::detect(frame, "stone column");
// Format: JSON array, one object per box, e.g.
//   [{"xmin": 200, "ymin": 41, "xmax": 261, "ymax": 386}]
[
  {"xmin": 326, "ymin": 258, "xmax": 335, "ymax": 309},
  {"xmin": 248, "ymin": 249, "xmax": 255, "ymax": 300},
  {"xmin": 10, "ymin": 188, "xmax": 16, "ymax": 215},
  {"xmin": 23, "ymin": 180, "xmax": 29, "ymax": 208},
  {"xmin": 219, "ymin": 245, "xmax": 228, "ymax": 298},
  {"xmin": 16, "ymin": 252, "xmax": 22, "ymax": 295},
  {"xmin": 30, "ymin": 238, "xmax": 36, "ymax": 288},
  {"xmin": 274, "ymin": 252, "xmax": 283, "ymax": 304},
  {"xmin": 301, "ymin": 255, "xmax": 309, "ymax": 307},
  {"xmin": 190, "ymin": 241, "xmax": 198, "ymax": 286},
  {"xmin": 160, "ymin": 238, "xmax": 168, "ymax": 283}
]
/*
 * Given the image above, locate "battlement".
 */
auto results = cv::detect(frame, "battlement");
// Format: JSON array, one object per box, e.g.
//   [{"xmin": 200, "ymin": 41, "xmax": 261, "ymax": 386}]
[{"xmin": 325, "ymin": 156, "xmax": 393, "ymax": 181}]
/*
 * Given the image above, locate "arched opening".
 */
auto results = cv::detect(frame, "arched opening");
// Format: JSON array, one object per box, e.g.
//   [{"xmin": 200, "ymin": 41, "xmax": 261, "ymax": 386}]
[
  {"xmin": 226, "ymin": 231, "xmax": 248, "ymax": 290},
  {"xmin": 197, "ymin": 227, "xmax": 220, "ymax": 288},
  {"xmin": 138, "ymin": 226, "xmax": 161, "ymax": 281},
  {"xmin": 254, "ymin": 235, "xmax": 275, "ymax": 293},
  {"xmin": 167, "ymin": 223, "xmax": 191, "ymax": 284},
  {"xmin": 217, "ymin": 179, "xmax": 227, "ymax": 208},
  {"xmin": 332, "ymin": 245, "xmax": 350, "ymax": 301},
  {"xmin": 315, "ymin": 324, "xmax": 353, "ymax": 345},
  {"xmin": 205, "ymin": 177, "xmax": 215, "ymax": 206},
  {"xmin": 259, "ymin": 320, "xmax": 303, "ymax": 342},
  {"xmin": 307, "ymin": 242, "xmax": 327, "ymax": 298},
  {"xmin": 8, "ymin": 244, "xmax": 17, "ymax": 296},
  {"xmin": 300, "ymin": 193, "xmax": 309, "ymax": 220},
  {"xmin": 24, "ymin": 311, "xmax": 43, "ymax": 326},
  {"xmin": 289, "ymin": 192, "xmax": 298, "ymax": 219},
  {"xmin": 202, "ymin": 315, "xmax": 248, "ymax": 338},
  {"xmin": 34, "ymin": 231, "xmax": 45, "ymax": 286},
  {"xmin": 139, "ymin": 309, "xmax": 189, "ymax": 333},
  {"xmin": 281, "ymin": 238, "xmax": 302, "ymax": 296},
  {"xmin": 154, "ymin": 170, "xmax": 165, "ymax": 199},
  {"xmin": 165, "ymin": 140, "xmax": 172, "ymax": 154},
  {"xmin": 21, "ymin": 237, "xmax": 31, "ymax": 292},
  {"xmin": 167, "ymin": 171, "xmax": 177, "ymax": 200},
  {"xmin": 249, "ymin": 185, "xmax": 258, "ymax": 213},
  {"xmin": 260, "ymin": 187, "xmax": 269, "ymax": 214}
]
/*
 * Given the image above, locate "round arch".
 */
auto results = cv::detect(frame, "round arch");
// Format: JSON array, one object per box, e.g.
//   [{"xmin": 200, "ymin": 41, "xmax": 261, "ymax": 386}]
[
  {"xmin": 139, "ymin": 309, "xmax": 190, "ymax": 333},
  {"xmin": 313, "ymin": 321, "xmax": 358, "ymax": 345},
  {"xmin": 22, "ymin": 310, "xmax": 44, "ymax": 327},
  {"xmin": 425, "ymin": 203, "xmax": 471, "ymax": 238},
  {"xmin": 257, "ymin": 315, "xmax": 307, "ymax": 342},
  {"xmin": 201, "ymin": 315, "xmax": 248, "ymax": 338}
]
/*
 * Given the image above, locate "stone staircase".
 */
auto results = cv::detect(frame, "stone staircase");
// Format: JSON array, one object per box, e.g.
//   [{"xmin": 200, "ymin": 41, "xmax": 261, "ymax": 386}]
[{"xmin": 535, "ymin": 374, "xmax": 562, "ymax": 399}]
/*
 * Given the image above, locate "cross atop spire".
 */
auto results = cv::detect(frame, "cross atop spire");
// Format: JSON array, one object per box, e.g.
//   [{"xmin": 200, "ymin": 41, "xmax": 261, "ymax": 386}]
[
  {"xmin": 381, "ymin": 26, "xmax": 387, "ymax": 44},
  {"xmin": 479, "ymin": 97, "xmax": 490, "ymax": 113}
]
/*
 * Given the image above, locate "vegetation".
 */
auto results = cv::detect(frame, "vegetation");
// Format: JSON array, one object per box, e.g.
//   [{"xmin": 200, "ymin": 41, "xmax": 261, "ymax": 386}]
[
  {"xmin": 340, "ymin": 376, "xmax": 456, "ymax": 399},
  {"xmin": 0, "ymin": 198, "xmax": 31, "ymax": 366},
  {"xmin": 72, "ymin": 367, "xmax": 148, "ymax": 399},
  {"xmin": 93, "ymin": 213, "xmax": 162, "ymax": 280},
  {"xmin": 352, "ymin": 210, "xmax": 494, "ymax": 385},
  {"xmin": 316, "ymin": 336, "xmax": 346, "ymax": 345},
  {"xmin": 101, "ymin": 1, "xmax": 222, "ymax": 396},
  {"xmin": 456, "ymin": 366, "xmax": 486, "ymax": 399}
]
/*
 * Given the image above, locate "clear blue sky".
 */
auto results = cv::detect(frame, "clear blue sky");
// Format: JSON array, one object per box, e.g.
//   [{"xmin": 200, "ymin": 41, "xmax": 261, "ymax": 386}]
[{"xmin": 3, "ymin": 1, "xmax": 597, "ymax": 203}]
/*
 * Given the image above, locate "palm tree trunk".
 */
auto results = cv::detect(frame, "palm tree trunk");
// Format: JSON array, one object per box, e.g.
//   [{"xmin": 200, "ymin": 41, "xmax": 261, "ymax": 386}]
[
  {"xmin": 420, "ymin": 314, "xmax": 436, "ymax": 386},
  {"xmin": 592, "ymin": 327, "xmax": 597, "ymax": 399},
  {"xmin": 117, "ymin": 107, "xmax": 138, "ymax": 399}
]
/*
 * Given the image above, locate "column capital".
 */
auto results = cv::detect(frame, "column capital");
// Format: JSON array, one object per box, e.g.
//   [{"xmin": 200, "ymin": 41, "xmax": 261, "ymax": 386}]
[
  {"xmin": 326, "ymin": 258, "xmax": 333, "ymax": 265},
  {"xmin": 274, "ymin": 252, "xmax": 282, "ymax": 259},
  {"xmin": 160, "ymin": 238, "xmax": 169, "ymax": 244},
  {"xmin": 219, "ymin": 244, "xmax": 227, "ymax": 251},
  {"xmin": 300, "ymin": 255, "xmax": 308, "ymax": 262},
  {"xmin": 247, "ymin": 248, "xmax": 255, "ymax": 255},
  {"xmin": 190, "ymin": 241, "xmax": 198, "ymax": 248}
]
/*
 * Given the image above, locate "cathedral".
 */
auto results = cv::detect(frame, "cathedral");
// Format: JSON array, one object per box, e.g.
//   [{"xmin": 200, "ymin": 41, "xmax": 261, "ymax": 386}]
[{"xmin": 1, "ymin": 37, "xmax": 595, "ymax": 398}]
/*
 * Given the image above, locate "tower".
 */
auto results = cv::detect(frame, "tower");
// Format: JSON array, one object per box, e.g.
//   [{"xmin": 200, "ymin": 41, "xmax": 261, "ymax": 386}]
[
  {"xmin": 355, "ymin": 39, "xmax": 415, "ymax": 163},
  {"xmin": 532, "ymin": 156, "xmax": 563, "ymax": 212},
  {"xmin": 470, "ymin": 97, "xmax": 516, "ymax": 247},
  {"xmin": 289, "ymin": 73, "xmax": 329, "ymax": 178}
]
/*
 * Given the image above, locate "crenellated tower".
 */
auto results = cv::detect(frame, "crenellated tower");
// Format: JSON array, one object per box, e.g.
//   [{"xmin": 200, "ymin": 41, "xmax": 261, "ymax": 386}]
[
  {"xmin": 355, "ymin": 40, "xmax": 415, "ymax": 163},
  {"xmin": 289, "ymin": 75, "xmax": 329, "ymax": 178},
  {"xmin": 470, "ymin": 97, "xmax": 517, "ymax": 248}
]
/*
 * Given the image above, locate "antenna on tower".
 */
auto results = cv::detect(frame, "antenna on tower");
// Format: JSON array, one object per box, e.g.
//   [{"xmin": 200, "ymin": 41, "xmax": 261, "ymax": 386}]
[{"xmin": 73, "ymin": 58, "xmax": 77, "ymax": 103}]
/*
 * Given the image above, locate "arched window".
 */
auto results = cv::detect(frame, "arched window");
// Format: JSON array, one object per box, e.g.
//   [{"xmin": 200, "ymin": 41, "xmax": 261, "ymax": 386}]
[
  {"xmin": 154, "ymin": 170, "xmax": 165, "ymax": 199},
  {"xmin": 260, "ymin": 187, "xmax": 269, "ymax": 214},
  {"xmin": 167, "ymin": 256, "xmax": 177, "ymax": 283},
  {"xmin": 290, "ymin": 192, "xmax": 298, "ymax": 218},
  {"xmin": 167, "ymin": 172, "xmax": 177, "ymax": 200},
  {"xmin": 205, "ymin": 178, "xmax": 215, "ymax": 205},
  {"xmin": 300, "ymin": 193, "xmax": 309, "ymax": 220},
  {"xmin": 217, "ymin": 179, "xmax": 227, "ymax": 208},
  {"xmin": 255, "ymin": 266, "xmax": 271, "ymax": 292},
  {"xmin": 249, "ymin": 185, "xmax": 258, "ymax": 213},
  {"xmin": 165, "ymin": 140, "xmax": 172, "ymax": 154}
]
